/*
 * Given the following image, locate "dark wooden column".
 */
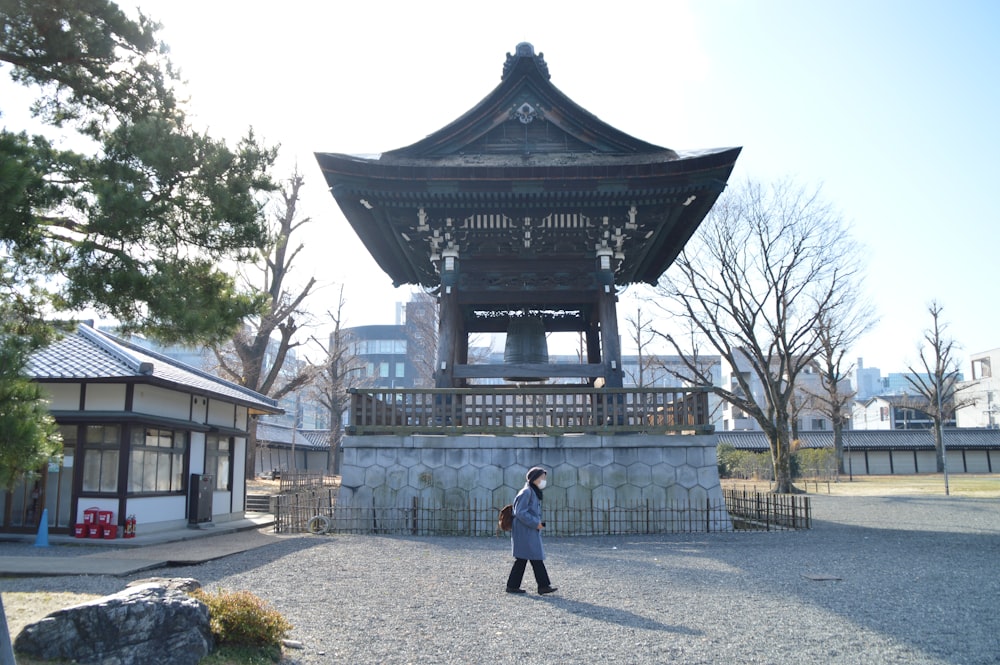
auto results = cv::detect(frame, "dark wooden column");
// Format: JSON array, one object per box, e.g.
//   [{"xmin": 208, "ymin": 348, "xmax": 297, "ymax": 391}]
[
  {"xmin": 435, "ymin": 253, "xmax": 461, "ymax": 388},
  {"xmin": 598, "ymin": 286, "xmax": 623, "ymax": 388}
]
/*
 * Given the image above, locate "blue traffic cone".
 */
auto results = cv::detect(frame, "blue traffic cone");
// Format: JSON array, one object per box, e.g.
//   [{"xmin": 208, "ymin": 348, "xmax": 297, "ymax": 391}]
[{"xmin": 34, "ymin": 508, "xmax": 50, "ymax": 547}]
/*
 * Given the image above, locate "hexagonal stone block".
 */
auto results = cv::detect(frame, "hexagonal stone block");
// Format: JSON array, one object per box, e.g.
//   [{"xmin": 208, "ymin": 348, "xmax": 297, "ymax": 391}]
[
  {"xmin": 590, "ymin": 448, "xmax": 614, "ymax": 467},
  {"xmin": 615, "ymin": 484, "xmax": 642, "ymax": 505},
  {"xmin": 492, "ymin": 448, "xmax": 517, "ymax": 468},
  {"xmin": 504, "ymin": 466, "xmax": 529, "ymax": 489},
  {"xmin": 686, "ymin": 447, "xmax": 707, "ymax": 467},
  {"xmin": 376, "ymin": 448, "xmax": 398, "ymax": 468},
  {"xmin": 480, "ymin": 465, "xmax": 504, "ymax": 491},
  {"xmin": 365, "ymin": 465, "xmax": 387, "ymax": 487},
  {"xmin": 651, "ymin": 462, "xmax": 677, "ymax": 486},
  {"xmin": 456, "ymin": 465, "xmax": 479, "ymax": 491},
  {"xmin": 577, "ymin": 464, "xmax": 601, "ymax": 488},
  {"xmin": 602, "ymin": 463, "xmax": 627, "ymax": 488},
  {"xmin": 592, "ymin": 485, "xmax": 615, "ymax": 505},
  {"xmin": 627, "ymin": 462, "xmax": 652, "ymax": 488},
  {"xmin": 468, "ymin": 448, "xmax": 491, "ymax": 468},
  {"xmin": 677, "ymin": 464, "xmax": 699, "ymax": 489},
  {"xmin": 613, "ymin": 448, "xmax": 642, "ymax": 466},
  {"xmin": 566, "ymin": 484, "xmax": 593, "ymax": 506},
  {"xmin": 544, "ymin": 486, "xmax": 566, "ymax": 505},
  {"xmin": 641, "ymin": 483, "xmax": 667, "ymax": 504},
  {"xmin": 408, "ymin": 465, "xmax": 434, "ymax": 489},
  {"xmin": 386, "ymin": 464, "xmax": 408, "ymax": 490},
  {"xmin": 434, "ymin": 466, "xmax": 458, "ymax": 489},
  {"xmin": 552, "ymin": 464, "xmax": 575, "ymax": 488},
  {"xmin": 422, "ymin": 449, "xmax": 445, "ymax": 469},
  {"xmin": 445, "ymin": 448, "xmax": 469, "ymax": 469}
]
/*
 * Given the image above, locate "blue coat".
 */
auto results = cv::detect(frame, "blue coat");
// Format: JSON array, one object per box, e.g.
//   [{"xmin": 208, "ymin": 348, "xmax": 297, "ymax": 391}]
[{"xmin": 510, "ymin": 484, "xmax": 545, "ymax": 560}]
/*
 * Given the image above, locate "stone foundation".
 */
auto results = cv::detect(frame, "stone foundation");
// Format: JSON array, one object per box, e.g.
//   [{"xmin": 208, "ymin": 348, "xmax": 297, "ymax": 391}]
[{"xmin": 337, "ymin": 433, "xmax": 730, "ymax": 532}]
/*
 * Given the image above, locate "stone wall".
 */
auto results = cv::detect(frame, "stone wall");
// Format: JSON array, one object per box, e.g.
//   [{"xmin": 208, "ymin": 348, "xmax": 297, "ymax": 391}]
[{"xmin": 337, "ymin": 433, "xmax": 730, "ymax": 531}]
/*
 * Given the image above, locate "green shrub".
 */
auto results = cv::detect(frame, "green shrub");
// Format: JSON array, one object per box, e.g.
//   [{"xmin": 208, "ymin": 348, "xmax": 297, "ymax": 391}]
[{"xmin": 191, "ymin": 588, "xmax": 292, "ymax": 647}]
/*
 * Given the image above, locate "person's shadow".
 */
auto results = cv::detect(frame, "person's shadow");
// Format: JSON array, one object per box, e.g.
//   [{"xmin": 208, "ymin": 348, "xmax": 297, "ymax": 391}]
[{"xmin": 534, "ymin": 596, "xmax": 702, "ymax": 635}]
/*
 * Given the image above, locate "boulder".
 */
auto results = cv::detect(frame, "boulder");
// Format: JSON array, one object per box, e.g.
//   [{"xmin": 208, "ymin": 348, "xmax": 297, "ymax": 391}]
[
  {"xmin": 127, "ymin": 577, "xmax": 202, "ymax": 593},
  {"xmin": 14, "ymin": 583, "xmax": 212, "ymax": 665}
]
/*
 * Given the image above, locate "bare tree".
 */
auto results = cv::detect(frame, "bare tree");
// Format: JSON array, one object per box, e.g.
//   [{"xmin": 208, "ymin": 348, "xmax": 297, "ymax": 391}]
[
  {"xmin": 905, "ymin": 301, "xmax": 973, "ymax": 485},
  {"xmin": 405, "ymin": 290, "xmax": 439, "ymax": 388},
  {"xmin": 212, "ymin": 169, "xmax": 319, "ymax": 478},
  {"xmin": 804, "ymin": 304, "xmax": 875, "ymax": 477},
  {"xmin": 651, "ymin": 179, "xmax": 865, "ymax": 493},
  {"xmin": 310, "ymin": 286, "xmax": 369, "ymax": 475},
  {"xmin": 624, "ymin": 307, "xmax": 662, "ymax": 387}
]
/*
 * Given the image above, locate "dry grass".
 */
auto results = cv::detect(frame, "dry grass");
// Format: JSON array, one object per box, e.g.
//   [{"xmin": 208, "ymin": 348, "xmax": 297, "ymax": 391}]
[
  {"xmin": 3, "ymin": 591, "xmax": 103, "ymax": 647},
  {"xmin": 723, "ymin": 474, "xmax": 1000, "ymax": 498}
]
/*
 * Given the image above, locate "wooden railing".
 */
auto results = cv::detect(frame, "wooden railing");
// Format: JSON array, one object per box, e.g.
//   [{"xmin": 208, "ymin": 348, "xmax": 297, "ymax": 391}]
[{"xmin": 347, "ymin": 386, "xmax": 714, "ymax": 436}]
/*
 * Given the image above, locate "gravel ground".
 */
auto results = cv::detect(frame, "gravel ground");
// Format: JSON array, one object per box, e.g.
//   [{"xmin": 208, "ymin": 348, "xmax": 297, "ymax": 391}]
[{"xmin": 3, "ymin": 494, "xmax": 999, "ymax": 665}]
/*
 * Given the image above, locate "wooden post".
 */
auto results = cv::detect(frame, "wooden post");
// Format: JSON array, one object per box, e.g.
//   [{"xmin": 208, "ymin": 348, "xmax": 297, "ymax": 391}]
[
  {"xmin": 597, "ymin": 286, "xmax": 622, "ymax": 388},
  {"xmin": 435, "ymin": 286, "xmax": 459, "ymax": 388}
]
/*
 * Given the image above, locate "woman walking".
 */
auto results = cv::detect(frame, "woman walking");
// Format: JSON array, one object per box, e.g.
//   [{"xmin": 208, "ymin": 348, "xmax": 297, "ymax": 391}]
[{"xmin": 506, "ymin": 467, "xmax": 558, "ymax": 595}]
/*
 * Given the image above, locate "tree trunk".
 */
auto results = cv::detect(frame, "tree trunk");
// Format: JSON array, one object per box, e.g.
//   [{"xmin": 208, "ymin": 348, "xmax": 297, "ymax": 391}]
[
  {"xmin": 832, "ymin": 418, "xmax": 845, "ymax": 476},
  {"xmin": 933, "ymin": 420, "xmax": 945, "ymax": 473},
  {"xmin": 768, "ymin": 417, "xmax": 796, "ymax": 493}
]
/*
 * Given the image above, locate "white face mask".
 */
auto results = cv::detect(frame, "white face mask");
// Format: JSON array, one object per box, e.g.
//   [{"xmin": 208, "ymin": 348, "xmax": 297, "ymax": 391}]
[{"xmin": 536, "ymin": 479, "xmax": 547, "ymax": 489}]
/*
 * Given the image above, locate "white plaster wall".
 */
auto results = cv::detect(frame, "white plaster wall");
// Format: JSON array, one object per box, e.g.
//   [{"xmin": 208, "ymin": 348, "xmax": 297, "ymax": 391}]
[
  {"xmin": 190, "ymin": 394, "xmax": 209, "ymax": 423},
  {"xmin": 963, "ymin": 450, "xmax": 991, "ymax": 473},
  {"xmin": 38, "ymin": 383, "xmax": 81, "ymax": 410},
  {"xmin": 132, "ymin": 384, "xmax": 189, "ymax": 419},
  {"xmin": 124, "ymin": 495, "xmax": 188, "ymax": 534},
  {"xmin": 891, "ymin": 450, "xmax": 917, "ymax": 474},
  {"xmin": 207, "ymin": 400, "xmax": 237, "ymax": 429},
  {"xmin": 866, "ymin": 451, "xmax": 892, "ymax": 474},
  {"xmin": 189, "ymin": 431, "xmax": 206, "ymax": 475},
  {"xmin": 85, "ymin": 384, "xmax": 126, "ymax": 410}
]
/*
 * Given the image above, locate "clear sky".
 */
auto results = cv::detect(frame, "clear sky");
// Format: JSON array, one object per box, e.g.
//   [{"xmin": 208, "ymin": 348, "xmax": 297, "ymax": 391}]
[{"xmin": 7, "ymin": 1, "xmax": 1000, "ymax": 373}]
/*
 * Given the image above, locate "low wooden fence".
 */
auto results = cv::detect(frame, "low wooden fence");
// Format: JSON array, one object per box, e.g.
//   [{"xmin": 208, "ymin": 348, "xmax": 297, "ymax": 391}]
[
  {"xmin": 274, "ymin": 490, "xmax": 811, "ymax": 535},
  {"xmin": 723, "ymin": 488, "xmax": 811, "ymax": 530},
  {"xmin": 278, "ymin": 472, "xmax": 338, "ymax": 494}
]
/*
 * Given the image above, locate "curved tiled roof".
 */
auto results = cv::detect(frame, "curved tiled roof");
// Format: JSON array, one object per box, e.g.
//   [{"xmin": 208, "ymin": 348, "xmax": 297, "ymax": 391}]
[
  {"xmin": 256, "ymin": 422, "xmax": 331, "ymax": 449},
  {"xmin": 718, "ymin": 429, "xmax": 1000, "ymax": 451},
  {"xmin": 27, "ymin": 324, "xmax": 281, "ymax": 413}
]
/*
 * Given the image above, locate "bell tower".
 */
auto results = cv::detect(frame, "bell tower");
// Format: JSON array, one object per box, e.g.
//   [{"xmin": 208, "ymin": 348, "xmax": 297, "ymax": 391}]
[{"xmin": 317, "ymin": 43, "xmax": 740, "ymax": 390}]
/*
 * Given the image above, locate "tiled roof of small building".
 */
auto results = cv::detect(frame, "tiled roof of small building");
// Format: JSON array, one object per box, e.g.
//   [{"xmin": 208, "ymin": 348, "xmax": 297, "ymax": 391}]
[
  {"xmin": 256, "ymin": 422, "xmax": 331, "ymax": 449},
  {"xmin": 27, "ymin": 324, "xmax": 281, "ymax": 412},
  {"xmin": 718, "ymin": 429, "xmax": 1000, "ymax": 451}
]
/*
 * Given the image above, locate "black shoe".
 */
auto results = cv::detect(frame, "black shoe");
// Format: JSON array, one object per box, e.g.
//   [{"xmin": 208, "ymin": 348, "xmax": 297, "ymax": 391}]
[
  {"xmin": 538, "ymin": 586, "xmax": 558, "ymax": 595},
  {"xmin": 505, "ymin": 587, "xmax": 526, "ymax": 594}
]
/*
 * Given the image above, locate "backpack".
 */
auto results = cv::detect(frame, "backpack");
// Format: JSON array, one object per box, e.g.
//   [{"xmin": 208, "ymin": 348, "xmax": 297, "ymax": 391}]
[{"xmin": 498, "ymin": 504, "xmax": 514, "ymax": 531}]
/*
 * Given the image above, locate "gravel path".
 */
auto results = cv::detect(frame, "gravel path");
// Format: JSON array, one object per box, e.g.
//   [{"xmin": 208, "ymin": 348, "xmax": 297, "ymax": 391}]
[{"xmin": 3, "ymin": 494, "xmax": 999, "ymax": 664}]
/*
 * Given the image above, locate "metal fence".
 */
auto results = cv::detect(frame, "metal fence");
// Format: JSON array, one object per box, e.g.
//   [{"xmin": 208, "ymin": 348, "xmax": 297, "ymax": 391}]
[{"xmin": 274, "ymin": 490, "xmax": 811, "ymax": 536}]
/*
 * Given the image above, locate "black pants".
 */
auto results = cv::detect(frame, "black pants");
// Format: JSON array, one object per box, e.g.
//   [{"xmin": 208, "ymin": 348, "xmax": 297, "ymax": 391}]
[{"xmin": 507, "ymin": 558, "xmax": 550, "ymax": 590}]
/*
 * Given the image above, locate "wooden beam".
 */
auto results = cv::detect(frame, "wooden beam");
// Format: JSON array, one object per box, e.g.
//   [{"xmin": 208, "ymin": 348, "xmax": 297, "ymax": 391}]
[{"xmin": 453, "ymin": 363, "xmax": 605, "ymax": 379}]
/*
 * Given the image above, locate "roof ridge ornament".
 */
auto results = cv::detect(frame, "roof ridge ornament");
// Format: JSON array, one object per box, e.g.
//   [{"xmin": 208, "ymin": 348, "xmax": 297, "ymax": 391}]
[{"xmin": 503, "ymin": 42, "xmax": 550, "ymax": 81}]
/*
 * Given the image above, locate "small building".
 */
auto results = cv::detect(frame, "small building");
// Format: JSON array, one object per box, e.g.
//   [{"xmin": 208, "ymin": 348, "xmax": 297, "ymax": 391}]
[
  {"xmin": 956, "ymin": 348, "xmax": 1000, "ymax": 429},
  {"xmin": 254, "ymin": 422, "xmax": 331, "ymax": 476},
  {"xmin": 4, "ymin": 324, "xmax": 281, "ymax": 536},
  {"xmin": 852, "ymin": 394, "xmax": 953, "ymax": 430}
]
